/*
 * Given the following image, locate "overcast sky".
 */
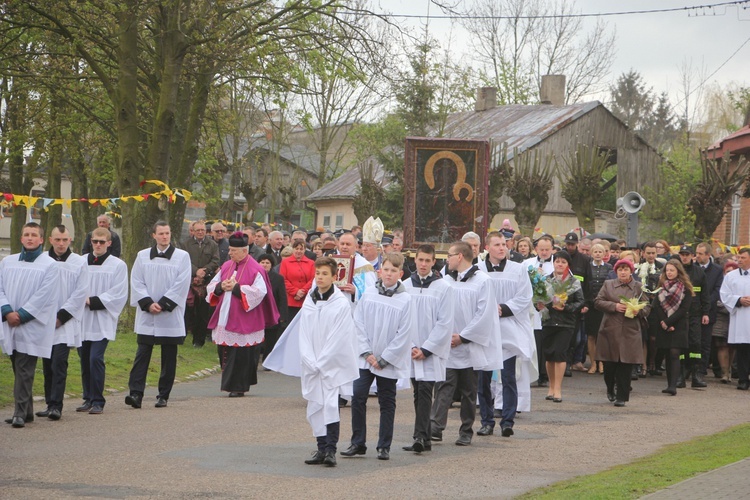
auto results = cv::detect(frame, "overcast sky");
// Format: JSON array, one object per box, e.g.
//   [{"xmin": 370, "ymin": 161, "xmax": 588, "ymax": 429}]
[{"xmin": 374, "ymin": 0, "xmax": 750, "ymax": 104}]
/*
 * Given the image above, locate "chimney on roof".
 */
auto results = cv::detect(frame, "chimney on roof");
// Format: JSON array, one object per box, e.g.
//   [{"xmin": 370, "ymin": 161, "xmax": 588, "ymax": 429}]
[
  {"xmin": 475, "ymin": 87, "xmax": 497, "ymax": 112},
  {"xmin": 540, "ymin": 75, "xmax": 566, "ymax": 106}
]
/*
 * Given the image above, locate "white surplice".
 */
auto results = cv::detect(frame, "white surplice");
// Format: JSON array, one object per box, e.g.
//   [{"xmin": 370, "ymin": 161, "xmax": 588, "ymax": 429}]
[
  {"xmin": 131, "ymin": 248, "xmax": 191, "ymax": 337},
  {"xmin": 354, "ymin": 284, "xmax": 415, "ymax": 380},
  {"xmin": 53, "ymin": 253, "xmax": 89, "ymax": 347},
  {"xmin": 445, "ymin": 269, "xmax": 503, "ymax": 371},
  {"xmin": 720, "ymin": 268, "xmax": 750, "ymax": 344},
  {"xmin": 0, "ymin": 253, "xmax": 59, "ymax": 358},
  {"xmin": 82, "ymin": 255, "xmax": 128, "ymax": 342},
  {"xmin": 523, "ymin": 256, "xmax": 554, "ymax": 330},
  {"xmin": 403, "ymin": 274, "xmax": 453, "ymax": 382}
]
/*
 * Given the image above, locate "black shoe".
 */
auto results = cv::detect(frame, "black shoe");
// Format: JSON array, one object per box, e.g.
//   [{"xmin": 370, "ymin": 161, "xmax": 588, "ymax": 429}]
[
  {"xmin": 338, "ymin": 396, "xmax": 348, "ymax": 408},
  {"xmin": 228, "ymin": 392, "xmax": 245, "ymax": 398},
  {"xmin": 403, "ymin": 440, "xmax": 431, "ymax": 452},
  {"xmin": 10, "ymin": 416, "xmax": 25, "ymax": 428},
  {"xmin": 662, "ymin": 388, "xmax": 677, "ymax": 396},
  {"xmin": 76, "ymin": 402, "xmax": 93, "ymax": 412},
  {"xmin": 155, "ymin": 397, "xmax": 168, "ymax": 408},
  {"xmin": 323, "ymin": 450, "xmax": 337, "ymax": 467},
  {"xmin": 340, "ymin": 444, "xmax": 366, "ymax": 457},
  {"xmin": 737, "ymin": 381, "xmax": 749, "ymax": 390},
  {"xmin": 477, "ymin": 425, "xmax": 494, "ymax": 436},
  {"xmin": 125, "ymin": 394, "xmax": 142, "ymax": 409},
  {"xmin": 377, "ymin": 448, "xmax": 390, "ymax": 460},
  {"xmin": 614, "ymin": 400, "xmax": 626, "ymax": 407},
  {"xmin": 553, "ymin": 397, "xmax": 562, "ymax": 403},
  {"xmin": 304, "ymin": 451, "xmax": 325, "ymax": 465},
  {"xmin": 631, "ymin": 366, "xmax": 639, "ymax": 381},
  {"xmin": 607, "ymin": 391, "xmax": 616, "ymax": 402},
  {"xmin": 493, "ymin": 409, "xmax": 502, "ymax": 418},
  {"xmin": 35, "ymin": 408, "xmax": 51, "ymax": 418},
  {"xmin": 455, "ymin": 435, "xmax": 472, "ymax": 446},
  {"xmin": 691, "ymin": 372, "xmax": 707, "ymax": 388},
  {"xmin": 676, "ymin": 377, "xmax": 686, "ymax": 389},
  {"xmin": 545, "ymin": 395, "xmax": 554, "ymax": 401},
  {"xmin": 430, "ymin": 432, "xmax": 442, "ymax": 442},
  {"xmin": 501, "ymin": 426, "xmax": 514, "ymax": 437},
  {"xmin": 537, "ymin": 379, "xmax": 548, "ymax": 387},
  {"xmin": 5, "ymin": 415, "xmax": 33, "ymax": 424},
  {"xmin": 48, "ymin": 409, "xmax": 62, "ymax": 420},
  {"xmin": 564, "ymin": 367, "xmax": 572, "ymax": 377},
  {"xmin": 88, "ymin": 406, "xmax": 103, "ymax": 415}
]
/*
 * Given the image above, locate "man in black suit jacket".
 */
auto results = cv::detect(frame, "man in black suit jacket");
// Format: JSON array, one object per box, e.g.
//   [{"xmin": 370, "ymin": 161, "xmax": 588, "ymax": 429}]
[
  {"xmin": 696, "ymin": 242, "xmax": 724, "ymax": 376},
  {"xmin": 81, "ymin": 215, "xmax": 121, "ymax": 257}
]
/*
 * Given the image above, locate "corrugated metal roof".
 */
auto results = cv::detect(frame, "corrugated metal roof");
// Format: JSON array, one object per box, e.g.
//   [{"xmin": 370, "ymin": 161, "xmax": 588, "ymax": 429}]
[
  {"xmin": 305, "ymin": 101, "xmax": 602, "ymax": 201},
  {"xmin": 441, "ymin": 101, "xmax": 601, "ymax": 161},
  {"xmin": 306, "ymin": 161, "xmax": 389, "ymax": 201}
]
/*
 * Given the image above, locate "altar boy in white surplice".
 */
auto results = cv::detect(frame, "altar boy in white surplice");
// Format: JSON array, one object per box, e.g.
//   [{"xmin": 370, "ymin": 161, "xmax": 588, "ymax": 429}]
[
  {"xmin": 402, "ymin": 244, "xmax": 453, "ymax": 454},
  {"xmin": 720, "ymin": 247, "xmax": 750, "ymax": 390},
  {"xmin": 0, "ymin": 222, "xmax": 58, "ymax": 428},
  {"xmin": 479, "ymin": 232, "xmax": 534, "ymax": 438},
  {"xmin": 340, "ymin": 253, "xmax": 414, "ymax": 461}
]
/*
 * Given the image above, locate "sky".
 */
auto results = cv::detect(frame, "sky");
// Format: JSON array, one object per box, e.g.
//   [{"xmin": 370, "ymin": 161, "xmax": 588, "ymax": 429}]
[{"xmin": 373, "ymin": 0, "xmax": 750, "ymax": 107}]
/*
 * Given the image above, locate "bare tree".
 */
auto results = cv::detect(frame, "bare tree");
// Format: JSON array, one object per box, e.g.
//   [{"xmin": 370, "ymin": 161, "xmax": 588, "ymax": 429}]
[
  {"xmin": 459, "ymin": 0, "xmax": 615, "ymax": 104},
  {"xmin": 556, "ymin": 144, "xmax": 612, "ymax": 234}
]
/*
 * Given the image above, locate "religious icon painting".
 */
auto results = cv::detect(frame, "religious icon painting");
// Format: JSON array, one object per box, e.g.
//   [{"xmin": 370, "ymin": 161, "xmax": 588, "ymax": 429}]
[
  {"xmin": 403, "ymin": 137, "xmax": 490, "ymax": 251},
  {"xmin": 330, "ymin": 255, "xmax": 355, "ymax": 287}
]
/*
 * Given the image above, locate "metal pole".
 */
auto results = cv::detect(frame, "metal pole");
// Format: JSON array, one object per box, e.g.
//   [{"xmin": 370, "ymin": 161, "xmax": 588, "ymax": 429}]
[{"xmin": 627, "ymin": 212, "xmax": 638, "ymax": 248}]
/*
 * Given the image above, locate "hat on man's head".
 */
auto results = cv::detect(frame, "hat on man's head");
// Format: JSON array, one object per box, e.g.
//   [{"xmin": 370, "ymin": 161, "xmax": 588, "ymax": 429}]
[
  {"xmin": 228, "ymin": 231, "xmax": 249, "ymax": 248},
  {"xmin": 381, "ymin": 236, "xmax": 393, "ymax": 246},
  {"xmin": 564, "ymin": 232, "xmax": 579, "ymax": 244},
  {"xmin": 362, "ymin": 216, "xmax": 384, "ymax": 244},
  {"xmin": 678, "ymin": 244, "xmax": 694, "ymax": 255},
  {"xmin": 500, "ymin": 230, "xmax": 514, "ymax": 239}
]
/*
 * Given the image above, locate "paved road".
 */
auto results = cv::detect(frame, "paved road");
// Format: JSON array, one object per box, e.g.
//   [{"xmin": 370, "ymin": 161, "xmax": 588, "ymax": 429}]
[{"xmin": 1, "ymin": 368, "xmax": 748, "ymax": 499}]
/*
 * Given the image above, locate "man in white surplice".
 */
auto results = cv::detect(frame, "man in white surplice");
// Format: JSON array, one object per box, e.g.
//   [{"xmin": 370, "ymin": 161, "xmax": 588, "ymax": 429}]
[
  {"xmin": 524, "ymin": 234, "xmax": 555, "ymax": 386},
  {"xmin": 478, "ymin": 231, "xmax": 534, "ymax": 438},
  {"xmin": 127, "ymin": 221, "xmax": 191, "ymax": 409},
  {"xmin": 402, "ymin": 244, "xmax": 452, "ymax": 454},
  {"xmin": 430, "ymin": 241, "xmax": 502, "ymax": 447},
  {"xmin": 0, "ymin": 222, "xmax": 59, "ymax": 428},
  {"xmin": 719, "ymin": 247, "xmax": 750, "ymax": 390},
  {"xmin": 37, "ymin": 225, "xmax": 88, "ymax": 421},
  {"xmin": 78, "ymin": 227, "xmax": 128, "ymax": 415}
]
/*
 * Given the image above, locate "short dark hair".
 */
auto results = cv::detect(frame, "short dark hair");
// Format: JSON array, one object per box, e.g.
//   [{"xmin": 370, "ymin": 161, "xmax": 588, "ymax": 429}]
[
  {"xmin": 291, "ymin": 239, "xmax": 306, "ymax": 250},
  {"xmin": 415, "ymin": 244, "xmax": 435, "ymax": 259},
  {"xmin": 738, "ymin": 247, "xmax": 750, "ymax": 257},
  {"xmin": 23, "ymin": 222, "xmax": 44, "ymax": 238},
  {"xmin": 54, "ymin": 225, "xmax": 68, "ymax": 234},
  {"xmin": 643, "ymin": 241, "xmax": 656, "ymax": 250},
  {"xmin": 535, "ymin": 235, "xmax": 554, "ymax": 247},
  {"xmin": 315, "ymin": 256, "xmax": 337, "ymax": 275},
  {"xmin": 152, "ymin": 220, "xmax": 170, "ymax": 233},
  {"xmin": 256, "ymin": 228, "xmax": 268, "ymax": 238},
  {"xmin": 258, "ymin": 253, "xmax": 277, "ymax": 266}
]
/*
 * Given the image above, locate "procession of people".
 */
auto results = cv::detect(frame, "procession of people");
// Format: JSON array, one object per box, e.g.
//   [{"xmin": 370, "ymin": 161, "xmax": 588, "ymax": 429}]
[{"xmin": 1, "ymin": 216, "xmax": 749, "ymax": 471}]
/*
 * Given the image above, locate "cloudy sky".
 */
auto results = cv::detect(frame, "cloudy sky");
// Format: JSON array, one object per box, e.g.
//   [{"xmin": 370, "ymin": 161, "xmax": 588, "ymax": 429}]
[{"xmin": 374, "ymin": 0, "xmax": 750, "ymax": 104}]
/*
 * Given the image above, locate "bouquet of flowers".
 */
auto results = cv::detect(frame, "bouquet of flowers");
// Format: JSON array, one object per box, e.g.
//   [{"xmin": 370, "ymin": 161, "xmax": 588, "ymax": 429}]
[
  {"xmin": 527, "ymin": 265, "xmax": 549, "ymax": 303},
  {"xmin": 546, "ymin": 276, "xmax": 577, "ymax": 309},
  {"xmin": 635, "ymin": 262, "xmax": 658, "ymax": 282},
  {"xmin": 619, "ymin": 287, "xmax": 660, "ymax": 318}
]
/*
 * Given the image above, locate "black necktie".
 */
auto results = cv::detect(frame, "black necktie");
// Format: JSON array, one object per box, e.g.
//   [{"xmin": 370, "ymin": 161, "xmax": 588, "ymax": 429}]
[{"xmin": 744, "ymin": 270, "xmax": 749, "ymax": 276}]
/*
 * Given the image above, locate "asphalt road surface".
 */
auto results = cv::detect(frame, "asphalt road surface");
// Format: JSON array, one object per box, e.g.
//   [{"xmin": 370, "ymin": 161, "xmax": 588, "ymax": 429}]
[{"xmin": 1, "ymin": 368, "xmax": 748, "ymax": 499}]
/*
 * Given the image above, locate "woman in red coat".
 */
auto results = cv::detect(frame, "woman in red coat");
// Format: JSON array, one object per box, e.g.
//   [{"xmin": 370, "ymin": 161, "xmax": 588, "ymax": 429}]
[{"xmin": 279, "ymin": 239, "xmax": 315, "ymax": 320}]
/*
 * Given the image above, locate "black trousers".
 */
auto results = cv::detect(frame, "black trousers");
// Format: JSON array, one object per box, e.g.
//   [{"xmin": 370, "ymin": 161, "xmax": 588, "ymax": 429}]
[
  {"xmin": 350, "ymin": 369, "xmax": 397, "ymax": 450},
  {"xmin": 10, "ymin": 351, "xmax": 37, "ymax": 419},
  {"xmin": 734, "ymin": 343, "xmax": 750, "ymax": 383},
  {"xmin": 431, "ymin": 367, "xmax": 477, "ymax": 439},
  {"xmin": 534, "ymin": 329, "xmax": 547, "ymax": 379},
  {"xmin": 128, "ymin": 343, "xmax": 178, "ymax": 400},
  {"xmin": 185, "ymin": 299, "xmax": 211, "ymax": 346},
  {"xmin": 603, "ymin": 361, "xmax": 632, "ymax": 402},
  {"xmin": 42, "ymin": 343, "xmax": 71, "ymax": 411},
  {"xmin": 700, "ymin": 322, "xmax": 715, "ymax": 374},
  {"xmin": 411, "ymin": 379, "xmax": 435, "ymax": 442},
  {"xmin": 316, "ymin": 421, "xmax": 340, "ymax": 453}
]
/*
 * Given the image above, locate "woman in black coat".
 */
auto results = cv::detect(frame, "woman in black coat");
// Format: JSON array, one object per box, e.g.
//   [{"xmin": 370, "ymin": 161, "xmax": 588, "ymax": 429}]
[
  {"xmin": 257, "ymin": 254, "xmax": 289, "ymax": 364},
  {"xmin": 649, "ymin": 259, "xmax": 694, "ymax": 395}
]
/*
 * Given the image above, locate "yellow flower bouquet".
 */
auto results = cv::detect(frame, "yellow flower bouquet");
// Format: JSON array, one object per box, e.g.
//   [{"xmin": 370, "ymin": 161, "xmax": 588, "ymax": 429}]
[{"xmin": 619, "ymin": 296, "xmax": 648, "ymax": 318}]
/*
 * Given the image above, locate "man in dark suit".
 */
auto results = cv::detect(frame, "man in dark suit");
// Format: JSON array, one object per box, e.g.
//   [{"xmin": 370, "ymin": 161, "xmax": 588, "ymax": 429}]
[
  {"xmin": 265, "ymin": 231, "xmax": 285, "ymax": 262},
  {"xmin": 81, "ymin": 215, "xmax": 121, "ymax": 257},
  {"xmin": 696, "ymin": 242, "xmax": 723, "ymax": 377}
]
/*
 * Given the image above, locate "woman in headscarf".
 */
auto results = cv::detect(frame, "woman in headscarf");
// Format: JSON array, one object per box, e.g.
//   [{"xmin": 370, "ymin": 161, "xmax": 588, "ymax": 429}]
[
  {"xmin": 594, "ymin": 259, "xmax": 651, "ymax": 407},
  {"xmin": 649, "ymin": 259, "xmax": 694, "ymax": 395}
]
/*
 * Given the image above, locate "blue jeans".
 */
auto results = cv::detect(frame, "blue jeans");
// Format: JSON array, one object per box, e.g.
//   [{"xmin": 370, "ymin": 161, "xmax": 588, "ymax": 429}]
[
  {"xmin": 350, "ymin": 369, "xmax": 397, "ymax": 450},
  {"xmin": 78, "ymin": 339, "xmax": 109, "ymax": 406},
  {"xmin": 500, "ymin": 356, "xmax": 518, "ymax": 428}
]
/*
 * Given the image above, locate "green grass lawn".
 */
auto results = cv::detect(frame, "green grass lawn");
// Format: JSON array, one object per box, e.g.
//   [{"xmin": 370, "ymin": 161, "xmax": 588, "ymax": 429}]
[
  {"xmin": 520, "ymin": 423, "xmax": 750, "ymax": 499},
  {"xmin": 0, "ymin": 329, "xmax": 220, "ymax": 408}
]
